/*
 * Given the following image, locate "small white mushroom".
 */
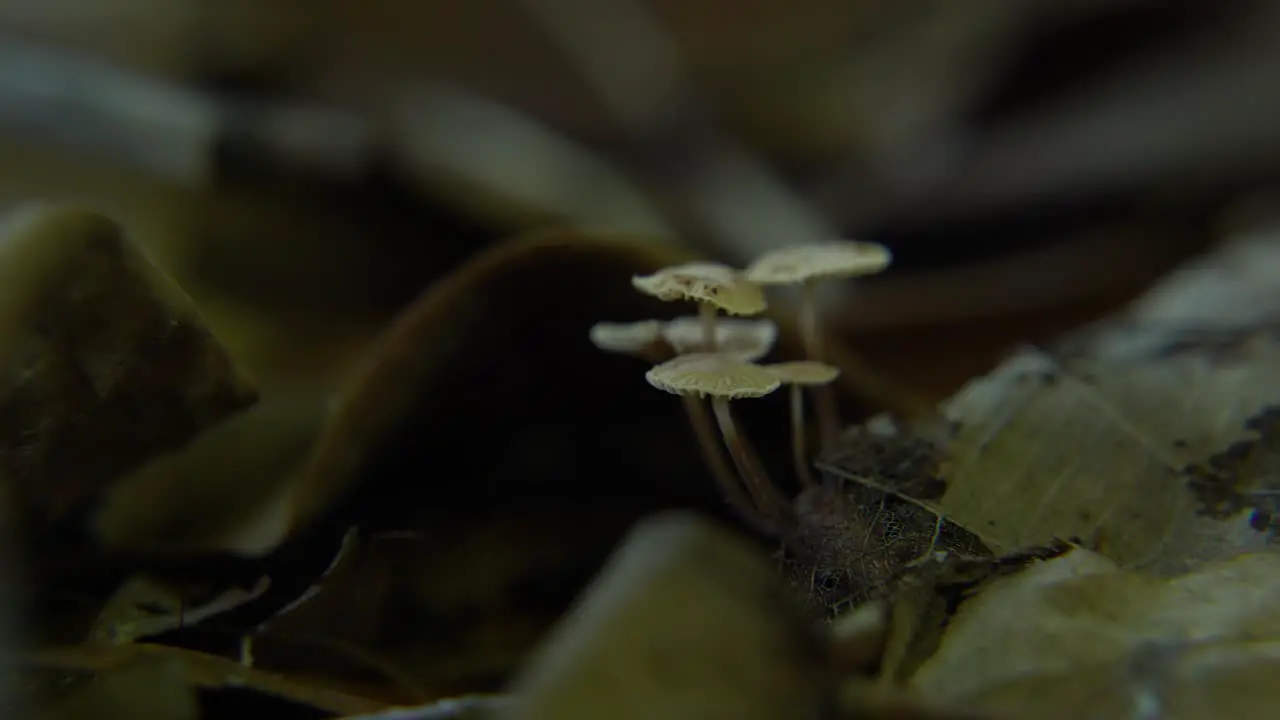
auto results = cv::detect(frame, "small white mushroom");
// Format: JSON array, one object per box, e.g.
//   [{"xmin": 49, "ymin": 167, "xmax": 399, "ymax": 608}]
[
  {"xmin": 588, "ymin": 320, "xmax": 665, "ymax": 357},
  {"xmin": 632, "ymin": 262, "xmax": 767, "ymax": 350},
  {"xmin": 661, "ymin": 316, "xmax": 778, "ymax": 360},
  {"xmin": 764, "ymin": 361, "xmax": 840, "ymax": 489},
  {"xmin": 589, "ymin": 320, "xmax": 760, "ymax": 532},
  {"xmin": 646, "ymin": 353, "xmax": 790, "ymax": 529},
  {"xmin": 746, "ymin": 241, "xmax": 890, "ymax": 445}
]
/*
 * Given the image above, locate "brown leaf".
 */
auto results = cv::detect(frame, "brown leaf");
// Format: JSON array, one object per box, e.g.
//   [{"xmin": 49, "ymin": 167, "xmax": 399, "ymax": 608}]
[
  {"xmin": 92, "ymin": 394, "xmax": 328, "ymax": 555},
  {"xmin": 822, "ymin": 235, "xmax": 1280, "ymax": 575},
  {"xmin": 501, "ymin": 512, "xmax": 828, "ymax": 720},
  {"xmin": 87, "ymin": 574, "xmax": 271, "ymax": 646},
  {"xmin": 0, "ymin": 205, "xmax": 257, "ymax": 551},
  {"xmin": 931, "ymin": 337, "xmax": 1277, "ymax": 571},
  {"xmin": 29, "ymin": 654, "xmax": 198, "ymax": 720},
  {"xmin": 20, "ymin": 642, "xmax": 387, "ymax": 716}
]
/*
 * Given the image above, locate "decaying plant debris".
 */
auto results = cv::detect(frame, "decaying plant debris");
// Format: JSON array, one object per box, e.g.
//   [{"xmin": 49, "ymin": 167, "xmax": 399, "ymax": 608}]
[{"xmin": 0, "ymin": 197, "xmax": 1277, "ymax": 720}]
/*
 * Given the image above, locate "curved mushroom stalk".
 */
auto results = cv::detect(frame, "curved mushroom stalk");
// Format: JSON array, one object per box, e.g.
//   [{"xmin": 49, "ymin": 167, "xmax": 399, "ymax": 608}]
[
  {"xmin": 789, "ymin": 384, "xmax": 811, "ymax": 487},
  {"xmin": 746, "ymin": 241, "xmax": 892, "ymax": 449},
  {"xmin": 709, "ymin": 397, "xmax": 792, "ymax": 527},
  {"xmin": 796, "ymin": 280, "xmax": 841, "ymax": 448},
  {"xmin": 682, "ymin": 395, "xmax": 771, "ymax": 533},
  {"xmin": 645, "ymin": 353, "xmax": 792, "ymax": 534},
  {"xmin": 589, "ymin": 320, "xmax": 769, "ymax": 532},
  {"xmin": 765, "ymin": 361, "xmax": 840, "ymax": 490}
]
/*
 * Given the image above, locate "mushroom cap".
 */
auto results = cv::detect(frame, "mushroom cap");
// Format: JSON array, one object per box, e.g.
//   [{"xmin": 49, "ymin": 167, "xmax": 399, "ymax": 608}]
[
  {"xmin": 631, "ymin": 262, "xmax": 767, "ymax": 315},
  {"xmin": 744, "ymin": 241, "xmax": 892, "ymax": 285},
  {"xmin": 764, "ymin": 360, "xmax": 840, "ymax": 386},
  {"xmin": 645, "ymin": 352, "xmax": 781, "ymax": 400},
  {"xmin": 589, "ymin": 320, "xmax": 664, "ymax": 355},
  {"xmin": 661, "ymin": 317, "xmax": 778, "ymax": 361}
]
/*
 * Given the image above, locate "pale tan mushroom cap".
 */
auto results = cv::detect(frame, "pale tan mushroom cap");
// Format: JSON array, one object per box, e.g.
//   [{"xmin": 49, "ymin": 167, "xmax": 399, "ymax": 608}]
[
  {"xmin": 589, "ymin": 320, "xmax": 664, "ymax": 355},
  {"xmin": 661, "ymin": 317, "xmax": 778, "ymax": 360},
  {"xmin": 631, "ymin": 262, "xmax": 767, "ymax": 315},
  {"xmin": 645, "ymin": 353, "xmax": 781, "ymax": 399},
  {"xmin": 744, "ymin": 241, "xmax": 892, "ymax": 285},
  {"xmin": 764, "ymin": 361, "xmax": 840, "ymax": 386}
]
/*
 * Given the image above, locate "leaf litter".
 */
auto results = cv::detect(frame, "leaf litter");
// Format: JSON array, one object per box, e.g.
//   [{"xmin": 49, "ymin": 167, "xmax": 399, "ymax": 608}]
[
  {"xmin": 820, "ymin": 254, "xmax": 1280, "ymax": 577},
  {"xmin": 804, "ymin": 229, "xmax": 1280, "ymax": 718},
  {"xmin": 3, "ymin": 198, "xmax": 1280, "ymax": 719},
  {"xmin": 1, "ymin": 206, "xmax": 923, "ymax": 718}
]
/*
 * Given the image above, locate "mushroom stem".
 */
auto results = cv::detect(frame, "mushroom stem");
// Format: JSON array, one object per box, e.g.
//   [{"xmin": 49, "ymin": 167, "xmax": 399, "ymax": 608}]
[
  {"xmin": 789, "ymin": 384, "xmax": 816, "ymax": 488},
  {"xmin": 680, "ymin": 395, "xmax": 771, "ymax": 534},
  {"xmin": 710, "ymin": 398, "xmax": 792, "ymax": 528},
  {"xmin": 698, "ymin": 302, "xmax": 718, "ymax": 351},
  {"xmin": 797, "ymin": 280, "xmax": 841, "ymax": 448}
]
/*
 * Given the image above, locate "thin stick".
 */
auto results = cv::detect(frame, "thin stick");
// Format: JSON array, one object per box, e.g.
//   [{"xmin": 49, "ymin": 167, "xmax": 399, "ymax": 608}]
[
  {"xmin": 789, "ymin": 385, "xmax": 816, "ymax": 488},
  {"xmin": 711, "ymin": 398, "xmax": 791, "ymax": 528},
  {"xmin": 798, "ymin": 281, "xmax": 841, "ymax": 448},
  {"xmin": 681, "ymin": 395, "xmax": 770, "ymax": 534}
]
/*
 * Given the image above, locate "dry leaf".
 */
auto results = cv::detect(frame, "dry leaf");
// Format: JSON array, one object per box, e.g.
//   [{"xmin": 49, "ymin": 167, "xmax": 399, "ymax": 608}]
[
  {"xmin": 862, "ymin": 540, "xmax": 1072, "ymax": 689},
  {"xmin": 248, "ymin": 508, "xmax": 640, "ymax": 701},
  {"xmin": 87, "ymin": 574, "xmax": 271, "ymax": 646},
  {"xmin": 0, "ymin": 204, "xmax": 257, "ymax": 549},
  {"xmin": 822, "ymin": 235, "xmax": 1280, "ymax": 575},
  {"xmin": 289, "ymin": 230, "xmax": 698, "ymax": 532},
  {"xmin": 92, "ymin": 394, "xmax": 329, "ymax": 555},
  {"xmin": 910, "ymin": 548, "xmax": 1280, "ymax": 719},
  {"xmin": 20, "ymin": 643, "xmax": 387, "ymax": 716},
  {"xmin": 501, "ymin": 512, "xmax": 827, "ymax": 720},
  {"xmin": 783, "ymin": 477, "xmax": 990, "ymax": 614},
  {"xmin": 936, "ymin": 335, "xmax": 1276, "ymax": 571},
  {"xmin": 31, "ymin": 655, "xmax": 198, "ymax": 720}
]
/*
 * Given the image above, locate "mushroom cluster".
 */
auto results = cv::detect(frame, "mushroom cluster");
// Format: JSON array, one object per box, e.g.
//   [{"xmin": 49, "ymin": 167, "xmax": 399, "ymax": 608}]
[{"xmin": 589, "ymin": 242, "xmax": 892, "ymax": 535}]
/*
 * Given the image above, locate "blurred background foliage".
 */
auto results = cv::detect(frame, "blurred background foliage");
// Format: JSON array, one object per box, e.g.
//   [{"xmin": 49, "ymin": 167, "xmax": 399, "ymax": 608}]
[{"xmin": 3, "ymin": 0, "xmax": 1274, "ymax": 396}]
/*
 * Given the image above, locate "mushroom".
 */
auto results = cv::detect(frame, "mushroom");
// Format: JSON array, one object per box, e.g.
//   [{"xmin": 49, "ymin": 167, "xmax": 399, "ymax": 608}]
[
  {"xmin": 588, "ymin": 320, "xmax": 667, "ymax": 358},
  {"xmin": 589, "ymin": 320, "xmax": 765, "ymax": 533},
  {"xmin": 645, "ymin": 353, "xmax": 791, "ymax": 528},
  {"xmin": 745, "ymin": 241, "xmax": 891, "ymax": 445},
  {"xmin": 632, "ymin": 262, "xmax": 766, "ymax": 350},
  {"xmin": 661, "ymin": 316, "xmax": 777, "ymax": 360},
  {"xmin": 763, "ymin": 361, "xmax": 840, "ymax": 489}
]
